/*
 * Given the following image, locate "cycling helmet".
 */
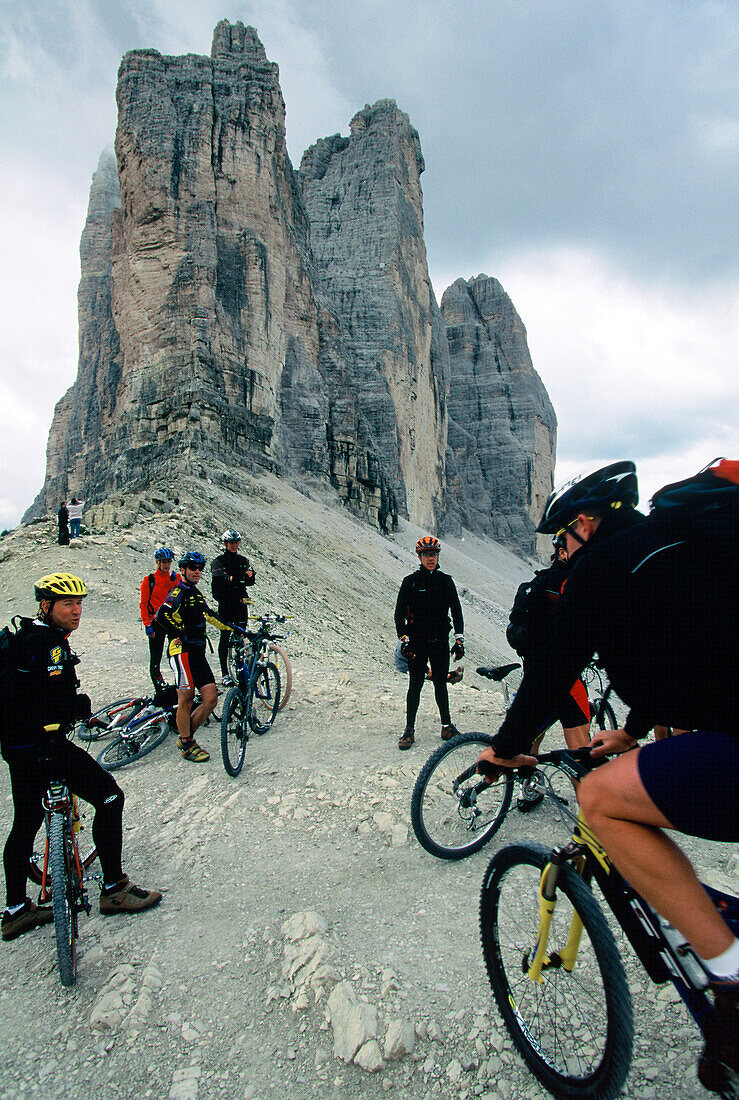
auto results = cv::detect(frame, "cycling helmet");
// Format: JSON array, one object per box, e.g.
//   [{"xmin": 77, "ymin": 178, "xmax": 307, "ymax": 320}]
[
  {"xmin": 154, "ymin": 547, "xmax": 174, "ymax": 561},
  {"xmin": 537, "ymin": 461, "xmax": 639, "ymax": 534},
  {"xmin": 416, "ymin": 535, "xmax": 441, "ymax": 555},
  {"xmin": 34, "ymin": 573, "xmax": 87, "ymax": 603},
  {"xmin": 178, "ymin": 551, "xmax": 206, "ymax": 570},
  {"xmin": 222, "ymin": 529, "xmax": 242, "ymax": 543}
]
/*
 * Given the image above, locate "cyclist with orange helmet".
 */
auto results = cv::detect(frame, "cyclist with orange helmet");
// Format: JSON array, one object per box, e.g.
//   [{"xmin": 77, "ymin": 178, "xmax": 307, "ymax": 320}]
[
  {"xmin": 394, "ymin": 536, "xmax": 464, "ymax": 750},
  {"xmin": 1, "ymin": 573, "xmax": 161, "ymax": 942}
]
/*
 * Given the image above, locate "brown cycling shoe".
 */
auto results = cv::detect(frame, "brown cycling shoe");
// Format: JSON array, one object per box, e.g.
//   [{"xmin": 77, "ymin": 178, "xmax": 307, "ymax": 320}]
[
  {"xmin": 100, "ymin": 876, "xmax": 162, "ymax": 916},
  {"xmin": 2, "ymin": 899, "xmax": 54, "ymax": 941},
  {"xmin": 441, "ymin": 723, "xmax": 460, "ymax": 740},
  {"xmin": 398, "ymin": 729, "xmax": 415, "ymax": 750}
]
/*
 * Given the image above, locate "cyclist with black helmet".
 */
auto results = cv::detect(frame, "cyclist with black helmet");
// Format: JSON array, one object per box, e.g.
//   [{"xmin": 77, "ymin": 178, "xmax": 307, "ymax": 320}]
[
  {"xmin": 1, "ymin": 574, "xmax": 161, "ymax": 941},
  {"xmin": 139, "ymin": 548, "xmax": 180, "ymax": 691},
  {"xmin": 210, "ymin": 530, "xmax": 255, "ymax": 686},
  {"xmin": 394, "ymin": 536, "xmax": 464, "ymax": 750},
  {"xmin": 477, "ymin": 460, "xmax": 739, "ymax": 1094},
  {"xmin": 156, "ymin": 552, "xmax": 234, "ymax": 763}
]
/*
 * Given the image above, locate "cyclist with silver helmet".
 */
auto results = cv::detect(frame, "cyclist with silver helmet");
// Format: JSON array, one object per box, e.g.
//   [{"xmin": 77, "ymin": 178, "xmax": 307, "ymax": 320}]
[
  {"xmin": 139, "ymin": 548, "xmax": 181, "ymax": 691},
  {"xmin": 394, "ymin": 536, "xmax": 464, "ymax": 750},
  {"xmin": 1, "ymin": 573, "xmax": 161, "ymax": 941},
  {"xmin": 155, "ymin": 552, "xmax": 234, "ymax": 763},
  {"xmin": 210, "ymin": 530, "xmax": 255, "ymax": 686},
  {"xmin": 478, "ymin": 460, "xmax": 739, "ymax": 1094}
]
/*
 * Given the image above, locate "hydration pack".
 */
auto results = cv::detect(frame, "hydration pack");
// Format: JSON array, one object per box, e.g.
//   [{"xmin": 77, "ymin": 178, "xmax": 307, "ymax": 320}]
[
  {"xmin": 0, "ymin": 616, "xmax": 28, "ymax": 734},
  {"xmin": 505, "ymin": 571, "xmax": 551, "ymax": 659},
  {"xmin": 649, "ymin": 458, "xmax": 739, "ymax": 528}
]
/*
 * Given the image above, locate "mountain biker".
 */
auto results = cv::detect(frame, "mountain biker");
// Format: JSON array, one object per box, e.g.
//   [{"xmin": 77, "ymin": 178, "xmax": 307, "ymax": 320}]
[
  {"xmin": 394, "ymin": 536, "xmax": 465, "ymax": 750},
  {"xmin": 156, "ymin": 552, "xmax": 234, "ymax": 763},
  {"xmin": 210, "ymin": 530, "xmax": 255, "ymax": 686},
  {"xmin": 139, "ymin": 548, "xmax": 180, "ymax": 691},
  {"xmin": 477, "ymin": 460, "xmax": 739, "ymax": 1094},
  {"xmin": 1, "ymin": 573, "xmax": 161, "ymax": 940}
]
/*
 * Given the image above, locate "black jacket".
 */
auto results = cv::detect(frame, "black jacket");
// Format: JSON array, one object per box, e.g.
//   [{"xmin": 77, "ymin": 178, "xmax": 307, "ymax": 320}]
[
  {"xmin": 395, "ymin": 567, "xmax": 464, "ymax": 642},
  {"xmin": 1, "ymin": 619, "xmax": 85, "ymax": 752},
  {"xmin": 210, "ymin": 551, "xmax": 255, "ymax": 622},
  {"xmin": 492, "ymin": 510, "xmax": 739, "ymax": 757}
]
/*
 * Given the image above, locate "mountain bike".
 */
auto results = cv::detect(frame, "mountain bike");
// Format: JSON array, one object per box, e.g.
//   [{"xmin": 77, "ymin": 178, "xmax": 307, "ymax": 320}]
[
  {"xmin": 94, "ymin": 690, "xmax": 178, "ymax": 771},
  {"xmin": 227, "ymin": 623, "xmax": 292, "ymax": 710},
  {"xmin": 221, "ymin": 616, "xmax": 283, "ymax": 777},
  {"xmin": 410, "ymin": 662, "xmax": 617, "ymax": 860},
  {"xmin": 479, "ymin": 747, "xmax": 739, "ymax": 1100},
  {"xmin": 36, "ymin": 747, "xmax": 99, "ymax": 986},
  {"xmin": 76, "ymin": 696, "xmax": 150, "ymax": 742}
]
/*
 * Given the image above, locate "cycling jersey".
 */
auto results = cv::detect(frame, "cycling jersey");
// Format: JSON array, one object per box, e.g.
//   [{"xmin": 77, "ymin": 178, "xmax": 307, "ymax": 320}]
[
  {"xmin": 0, "ymin": 619, "xmax": 87, "ymax": 752},
  {"xmin": 394, "ymin": 567, "xmax": 464, "ymax": 641},
  {"xmin": 139, "ymin": 570, "xmax": 181, "ymax": 627},
  {"xmin": 155, "ymin": 581, "xmax": 230, "ymax": 648},
  {"xmin": 492, "ymin": 509, "xmax": 738, "ymax": 758}
]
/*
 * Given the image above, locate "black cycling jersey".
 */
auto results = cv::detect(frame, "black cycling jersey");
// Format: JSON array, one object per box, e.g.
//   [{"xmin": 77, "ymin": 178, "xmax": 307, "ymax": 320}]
[
  {"xmin": 155, "ymin": 581, "xmax": 230, "ymax": 648},
  {"xmin": 492, "ymin": 509, "xmax": 739, "ymax": 758},
  {"xmin": 211, "ymin": 550, "xmax": 255, "ymax": 622},
  {"xmin": 394, "ymin": 567, "xmax": 464, "ymax": 642},
  {"xmin": 0, "ymin": 619, "xmax": 86, "ymax": 752}
]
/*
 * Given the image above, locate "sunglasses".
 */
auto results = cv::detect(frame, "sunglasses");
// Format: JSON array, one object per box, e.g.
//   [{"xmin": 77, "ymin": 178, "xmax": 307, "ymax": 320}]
[{"xmin": 555, "ymin": 515, "xmax": 596, "ymax": 539}]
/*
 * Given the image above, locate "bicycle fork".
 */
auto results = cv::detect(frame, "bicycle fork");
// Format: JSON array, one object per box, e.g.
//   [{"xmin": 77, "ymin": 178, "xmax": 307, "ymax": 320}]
[{"xmin": 527, "ymin": 860, "xmax": 584, "ymax": 983}]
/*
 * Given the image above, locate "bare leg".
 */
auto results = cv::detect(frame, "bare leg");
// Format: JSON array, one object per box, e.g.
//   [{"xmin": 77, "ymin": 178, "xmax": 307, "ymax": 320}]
[
  {"xmin": 579, "ymin": 750, "xmax": 733, "ymax": 958},
  {"xmin": 176, "ymin": 687, "xmax": 195, "ymax": 741},
  {"xmin": 563, "ymin": 723, "xmax": 590, "ymax": 749},
  {"xmin": 189, "ymin": 682, "xmax": 218, "ymax": 733}
]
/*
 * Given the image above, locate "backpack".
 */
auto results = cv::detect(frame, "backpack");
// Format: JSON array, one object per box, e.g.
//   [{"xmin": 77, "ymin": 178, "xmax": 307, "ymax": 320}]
[
  {"xmin": 649, "ymin": 458, "xmax": 739, "ymax": 528},
  {"xmin": 505, "ymin": 571, "xmax": 552, "ymax": 658},
  {"xmin": 0, "ymin": 616, "xmax": 28, "ymax": 734}
]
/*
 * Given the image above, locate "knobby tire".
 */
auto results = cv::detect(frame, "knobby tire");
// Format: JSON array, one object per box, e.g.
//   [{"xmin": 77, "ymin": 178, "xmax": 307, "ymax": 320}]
[
  {"xmin": 480, "ymin": 842, "xmax": 632, "ymax": 1100},
  {"xmin": 49, "ymin": 813, "xmax": 77, "ymax": 987},
  {"xmin": 248, "ymin": 661, "xmax": 281, "ymax": 735},
  {"xmin": 96, "ymin": 714, "xmax": 168, "ymax": 771},
  {"xmin": 269, "ymin": 643, "xmax": 292, "ymax": 710},
  {"xmin": 77, "ymin": 697, "xmax": 145, "ymax": 742},
  {"xmin": 221, "ymin": 686, "xmax": 248, "ymax": 777},
  {"xmin": 595, "ymin": 700, "xmax": 617, "ymax": 731},
  {"xmin": 410, "ymin": 733, "xmax": 514, "ymax": 859}
]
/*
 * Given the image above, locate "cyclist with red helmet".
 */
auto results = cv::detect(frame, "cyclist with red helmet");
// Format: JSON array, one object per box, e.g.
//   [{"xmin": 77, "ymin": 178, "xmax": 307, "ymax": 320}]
[
  {"xmin": 394, "ymin": 536, "xmax": 464, "ymax": 750},
  {"xmin": 156, "ymin": 552, "xmax": 233, "ymax": 763},
  {"xmin": 1, "ymin": 573, "xmax": 161, "ymax": 941}
]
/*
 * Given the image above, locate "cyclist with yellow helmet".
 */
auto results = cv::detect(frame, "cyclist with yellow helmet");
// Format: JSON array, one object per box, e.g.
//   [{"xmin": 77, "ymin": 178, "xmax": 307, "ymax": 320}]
[
  {"xmin": 1, "ymin": 573, "xmax": 161, "ymax": 942},
  {"xmin": 394, "ymin": 536, "xmax": 465, "ymax": 750}
]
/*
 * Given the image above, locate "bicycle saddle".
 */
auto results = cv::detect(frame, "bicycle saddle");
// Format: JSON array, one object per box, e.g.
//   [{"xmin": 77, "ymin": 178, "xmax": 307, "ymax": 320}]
[{"xmin": 476, "ymin": 663, "xmax": 521, "ymax": 681}]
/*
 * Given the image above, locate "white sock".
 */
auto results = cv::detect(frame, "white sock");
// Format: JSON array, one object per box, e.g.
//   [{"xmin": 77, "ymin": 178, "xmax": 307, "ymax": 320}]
[
  {"xmin": 701, "ymin": 937, "xmax": 739, "ymax": 980},
  {"xmin": 5, "ymin": 902, "xmax": 26, "ymax": 916}
]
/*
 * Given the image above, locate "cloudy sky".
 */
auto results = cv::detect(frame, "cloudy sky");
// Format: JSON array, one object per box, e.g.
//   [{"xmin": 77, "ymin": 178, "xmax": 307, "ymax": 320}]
[{"xmin": 1, "ymin": 0, "xmax": 736, "ymax": 528}]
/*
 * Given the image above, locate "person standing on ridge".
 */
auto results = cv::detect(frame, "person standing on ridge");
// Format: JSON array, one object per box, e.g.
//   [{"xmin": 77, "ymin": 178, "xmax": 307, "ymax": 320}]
[
  {"xmin": 139, "ymin": 548, "xmax": 181, "ymax": 692},
  {"xmin": 394, "ymin": 536, "xmax": 465, "ymax": 750},
  {"xmin": 210, "ymin": 530, "xmax": 255, "ymax": 686},
  {"xmin": 67, "ymin": 498, "xmax": 85, "ymax": 539}
]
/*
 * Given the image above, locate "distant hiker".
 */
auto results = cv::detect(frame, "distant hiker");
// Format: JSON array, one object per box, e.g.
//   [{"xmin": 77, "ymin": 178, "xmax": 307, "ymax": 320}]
[
  {"xmin": 67, "ymin": 498, "xmax": 85, "ymax": 539},
  {"xmin": 210, "ymin": 530, "xmax": 255, "ymax": 686},
  {"xmin": 57, "ymin": 502, "xmax": 69, "ymax": 546},
  {"xmin": 394, "ymin": 536, "xmax": 465, "ymax": 750},
  {"xmin": 139, "ymin": 548, "xmax": 181, "ymax": 691}
]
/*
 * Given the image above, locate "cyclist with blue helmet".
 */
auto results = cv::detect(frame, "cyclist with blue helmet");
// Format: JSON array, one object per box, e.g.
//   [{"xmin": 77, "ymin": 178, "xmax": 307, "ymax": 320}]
[
  {"xmin": 155, "ymin": 552, "xmax": 233, "ymax": 763},
  {"xmin": 139, "ymin": 548, "xmax": 180, "ymax": 691}
]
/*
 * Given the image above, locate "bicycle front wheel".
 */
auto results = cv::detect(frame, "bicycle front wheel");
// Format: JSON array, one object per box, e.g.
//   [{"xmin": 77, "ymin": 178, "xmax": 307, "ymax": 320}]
[
  {"xmin": 410, "ymin": 734, "xmax": 514, "ymax": 859},
  {"xmin": 595, "ymin": 699, "xmax": 617, "ymax": 731},
  {"xmin": 269, "ymin": 643, "xmax": 292, "ymax": 710},
  {"xmin": 49, "ymin": 814, "xmax": 77, "ymax": 987},
  {"xmin": 221, "ymin": 687, "xmax": 248, "ymax": 776},
  {"xmin": 480, "ymin": 842, "xmax": 632, "ymax": 1100},
  {"xmin": 96, "ymin": 714, "xmax": 168, "ymax": 771},
  {"xmin": 248, "ymin": 662, "xmax": 281, "ymax": 735}
]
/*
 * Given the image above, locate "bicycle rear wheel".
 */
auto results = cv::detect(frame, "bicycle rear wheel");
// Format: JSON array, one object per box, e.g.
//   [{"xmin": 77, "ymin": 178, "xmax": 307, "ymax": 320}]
[
  {"xmin": 480, "ymin": 842, "xmax": 632, "ymax": 1100},
  {"xmin": 96, "ymin": 714, "xmax": 168, "ymax": 771},
  {"xmin": 595, "ymin": 699, "xmax": 617, "ymax": 731},
  {"xmin": 269, "ymin": 643, "xmax": 292, "ymax": 710},
  {"xmin": 76, "ymin": 697, "xmax": 146, "ymax": 741},
  {"xmin": 49, "ymin": 813, "xmax": 77, "ymax": 987},
  {"xmin": 221, "ymin": 687, "xmax": 248, "ymax": 776},
  {"xmin": 410, "ymin": 734, "xmax": 514, "ymax": 859},
  {"xmin": 248, "ymin": 661, "xmax": 281, "ymax": 735}
]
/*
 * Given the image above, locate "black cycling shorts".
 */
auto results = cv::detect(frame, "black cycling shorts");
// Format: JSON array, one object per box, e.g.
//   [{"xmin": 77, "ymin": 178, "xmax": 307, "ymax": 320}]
[
  {"xmin": 638, "ymin": 730, "xmax": 739, "ymax": 842},
  {"xmin": 168, "ymin": 646, "xmax": 215, "ymax": 690}
]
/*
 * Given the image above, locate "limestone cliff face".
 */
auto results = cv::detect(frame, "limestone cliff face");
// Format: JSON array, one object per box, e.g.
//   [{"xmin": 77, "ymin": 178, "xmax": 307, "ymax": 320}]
[
  {"xmin": 26, "ymin": 21, "xmax": 555, "ymax": 557},
  {"xmin": 441, "ymin": 276, "xmax": 556, "ymax": 555},
  {"xmin": 299, "ymin": 101, "xmax": 448, "ymax": 530}
]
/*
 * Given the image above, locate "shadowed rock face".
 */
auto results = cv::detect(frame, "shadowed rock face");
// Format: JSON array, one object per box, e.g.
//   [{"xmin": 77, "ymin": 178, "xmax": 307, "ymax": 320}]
[
  {"xmin": 26, "ymin": 21, "xmax": 555, "ymax": 557},
  {"xmin": 441, "ymin": 276, "xmax": 557, "ymax": 556}
]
